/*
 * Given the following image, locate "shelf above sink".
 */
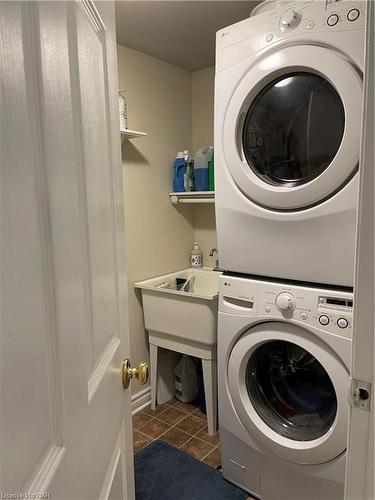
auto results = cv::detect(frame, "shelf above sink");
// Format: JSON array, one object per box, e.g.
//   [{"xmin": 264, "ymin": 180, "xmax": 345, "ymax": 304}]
[
  {"xmin": 120, "ymin": 129, "xmax": 147, "ymax": 143},
  {"xmin": 169, "ymin": 191, "xmax": 215, "ymax": 204}
]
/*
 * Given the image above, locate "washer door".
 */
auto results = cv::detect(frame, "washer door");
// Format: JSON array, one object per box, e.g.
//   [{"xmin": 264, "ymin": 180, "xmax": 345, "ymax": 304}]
[
  {"xmin": 222, "ymin": 45, "xmax": 362, "ymax": 210},
  {"xmin": 227, "ymin": 323, "xmax": 349, "ymax": 464}
]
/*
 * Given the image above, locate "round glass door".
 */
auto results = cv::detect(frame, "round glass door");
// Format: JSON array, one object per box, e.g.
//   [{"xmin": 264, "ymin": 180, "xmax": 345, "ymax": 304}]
[
  {"xmin": 242, "ymin": 72, "xmax": 345, "ymax": 187},
  {"xmin": 227, "ymin": 323, "xmax": 350, "ymax": 464},
  {"xmin": 246, "ymin": 340, "xmax": 337, "ymax": 441},
  {"xmin": 221, "ymin": 45, "xmax": 362, "ymax": 210}
]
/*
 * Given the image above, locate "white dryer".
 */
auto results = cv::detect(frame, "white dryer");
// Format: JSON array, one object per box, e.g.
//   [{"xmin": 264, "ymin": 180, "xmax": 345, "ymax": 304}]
[
  {"xmin": 215, "ymin": 0, "xmax": 365, "ymax": 286},
  {"xmin": 218, "ymin": 273, "xmax": 353, "ymax": 499}
]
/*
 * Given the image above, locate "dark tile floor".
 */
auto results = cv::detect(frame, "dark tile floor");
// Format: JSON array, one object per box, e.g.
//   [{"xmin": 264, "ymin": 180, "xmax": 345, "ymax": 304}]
[
  {"xmin": 133, "ymin": 398, "xmax": 256, "ymax": 500},
  {"xmin": 132, "ymin": 398, "xmax": 220, "ymax": 467}
]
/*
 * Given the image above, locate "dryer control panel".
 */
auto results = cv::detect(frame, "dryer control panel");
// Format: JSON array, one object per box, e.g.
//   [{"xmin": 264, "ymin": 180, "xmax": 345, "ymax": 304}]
[
  {"xmin": 219, "ymin": 274, "xmax": 353, "ymax": 339},
  {"xmin": 216, "ymin": 0, "xmax": 365, "ymax": 73}
]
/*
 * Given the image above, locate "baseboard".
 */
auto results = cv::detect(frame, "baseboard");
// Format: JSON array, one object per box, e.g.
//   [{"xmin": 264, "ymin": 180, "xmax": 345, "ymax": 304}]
[{"xmin": 131, "ymin": 386, "xmax": 151, "ymax": 415}]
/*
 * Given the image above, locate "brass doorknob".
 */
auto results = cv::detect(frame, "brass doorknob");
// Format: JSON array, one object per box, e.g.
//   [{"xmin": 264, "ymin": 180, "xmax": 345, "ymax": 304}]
[{"xmin": 122, "ymin": 359, "xmax": 149, "ymax": 390}]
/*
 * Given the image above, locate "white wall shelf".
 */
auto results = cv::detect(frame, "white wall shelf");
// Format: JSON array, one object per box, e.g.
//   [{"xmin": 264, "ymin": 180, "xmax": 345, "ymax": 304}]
[
  {"xmin": 120, "ymin": 129, "xmax": 147, "ymax": 143},
  {"xmin": 169, "ymin": 191, "xmax": 215, "ymax": 205}
]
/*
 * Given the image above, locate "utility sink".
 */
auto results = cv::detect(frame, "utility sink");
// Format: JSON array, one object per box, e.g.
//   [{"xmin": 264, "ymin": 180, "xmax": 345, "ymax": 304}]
[{"xmin": 135, "ymin": 268, "xmax": 222, "ymax": 347}]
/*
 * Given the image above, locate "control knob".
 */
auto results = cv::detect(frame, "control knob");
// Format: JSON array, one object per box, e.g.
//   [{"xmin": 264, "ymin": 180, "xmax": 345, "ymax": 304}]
[
  {"xmin": 280, "ymin": 9, "xmax": 301, "ymax": 31},
  {"xmin": 275, "ymin": 292, "xmax": 296, "ymax": 313}
]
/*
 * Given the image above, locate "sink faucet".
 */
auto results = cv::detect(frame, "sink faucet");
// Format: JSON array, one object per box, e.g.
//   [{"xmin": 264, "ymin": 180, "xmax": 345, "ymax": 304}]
[{"xmin": 209, "ymin": 248, "xmax": 219, "ymax": 270}]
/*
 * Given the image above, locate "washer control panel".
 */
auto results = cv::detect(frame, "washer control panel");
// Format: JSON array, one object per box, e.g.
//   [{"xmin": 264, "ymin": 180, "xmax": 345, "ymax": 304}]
[
  {"xmin": 219, "ymin": 275, "xmax": 353, "ymax": 338},
  {"xmin": 317, "ymin": 295, "xmax": 353, "ymax": 331}
]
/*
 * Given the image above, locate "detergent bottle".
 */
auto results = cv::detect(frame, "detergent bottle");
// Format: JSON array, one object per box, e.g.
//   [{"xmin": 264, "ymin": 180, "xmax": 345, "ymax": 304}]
[
  {"xmin": 194, "ymin": 146, "xmax": 211, "ymax": 191},
  {"xmin": 173, "ymin": 152, "xmax": 185, "ymax": 192}
]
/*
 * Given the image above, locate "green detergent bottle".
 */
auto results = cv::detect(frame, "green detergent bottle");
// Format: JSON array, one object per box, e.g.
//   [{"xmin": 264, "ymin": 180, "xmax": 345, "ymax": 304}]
[{"xmin": 208, "ymin": 148, "xmax": 214, "ymax": 191}]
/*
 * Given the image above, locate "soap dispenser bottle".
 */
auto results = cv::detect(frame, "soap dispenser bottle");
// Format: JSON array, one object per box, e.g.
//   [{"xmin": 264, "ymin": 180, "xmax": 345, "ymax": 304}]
[{"xmin": 190, "ymin": 243, "xmax": 203, "ymax": 268}]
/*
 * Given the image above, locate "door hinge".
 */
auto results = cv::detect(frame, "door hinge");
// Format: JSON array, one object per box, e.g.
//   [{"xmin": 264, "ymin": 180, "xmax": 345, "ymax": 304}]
[{"xmin": 351, "ymin": 379, "xmax": 372, "ymax": 410}]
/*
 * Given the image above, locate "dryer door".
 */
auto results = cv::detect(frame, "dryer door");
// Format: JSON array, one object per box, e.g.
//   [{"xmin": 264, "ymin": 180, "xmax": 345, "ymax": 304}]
[
  {"xmin": 227, "ymin": 322, "xmax": 349, "ymax": 464},
  {"xmin": 222, "ymin": 45, "xmax": 362, "ymax": 210}
]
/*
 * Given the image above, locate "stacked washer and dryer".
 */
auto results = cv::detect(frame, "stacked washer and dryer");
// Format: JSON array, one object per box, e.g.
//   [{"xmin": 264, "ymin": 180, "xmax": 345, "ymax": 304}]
[{"xmin": 214, "ymin": 1, "xmax": 365, "ymax": 499}]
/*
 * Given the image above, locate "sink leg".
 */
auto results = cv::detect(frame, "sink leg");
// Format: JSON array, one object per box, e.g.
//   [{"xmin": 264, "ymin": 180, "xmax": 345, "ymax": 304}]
[
  {"xmin": 150, "ymin": 343, "xmax": 158, "ymax": 410},
  {"xmin": 202, "ymin": 358, "xmax": 217, "ymax": 435}
]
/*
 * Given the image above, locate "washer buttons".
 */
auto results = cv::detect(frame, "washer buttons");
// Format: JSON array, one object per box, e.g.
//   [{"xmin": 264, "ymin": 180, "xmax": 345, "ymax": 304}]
[
  {"xmin": 319, "ymin": 315, "xmax": 330, "ymax": 326},
  {"xmin": 306, "ymin": 20, "xmax": 315, "ymax": 30},
  {"xmin": 337, "ymin": 318, "xmax": 349, "ymax": 329},
  {"xmin": 266, "ymin": 33, "xmax": 273, "ymax": 42},
  {"xmin": 264, "ymin": 305, "xmax": 271, "ymax": 313},
  {"xmin": 347, "ymin": 9, "xmax": 360, "ymax": 21},
  {"xmin": 327, "ymin": 14, "xmax": 339, "ymax": 26},
  {"xmin": 300, "ymin": 312, "xmax": 308, "ymax": 320}
]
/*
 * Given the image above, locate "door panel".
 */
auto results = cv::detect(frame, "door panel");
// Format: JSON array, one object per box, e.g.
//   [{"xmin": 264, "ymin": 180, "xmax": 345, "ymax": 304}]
[
  {"xmin": 227, "ymin": 323, "xmax": 349, "ymax": 464},
  {"xmin": 242, "ymin": 72, "xmax": 345, "ymax": 187},
  {"xmin": 221, "ymin": 45, "xmax": 362, "ymax": 209},
  {"xmin": 75, "ymin": 6, "xmax": 119, "ymax": 367},
  {"xmin": 0, "ymin": 1, "xmax": 134, "ymax": 498},
  {"xmin": 245, "ymin": 340, "xmax": 337, "ymax": 441},
  {"xmin": 1, "ymin": 2, "xmax": 65, "ymax": 492}
]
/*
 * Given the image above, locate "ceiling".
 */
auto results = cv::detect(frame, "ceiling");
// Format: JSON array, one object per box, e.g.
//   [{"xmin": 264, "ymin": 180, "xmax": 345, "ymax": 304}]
[{"xmin": 115, "ymin": 1, "xmax": 261, "ymax": 72}]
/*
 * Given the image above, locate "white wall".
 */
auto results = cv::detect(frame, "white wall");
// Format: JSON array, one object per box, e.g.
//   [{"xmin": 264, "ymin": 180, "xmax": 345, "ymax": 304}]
[
  {"xmin": 117, "ymin": 48, "xmax": 218, "ymax": 398},
  {"xmin": 193, "ymin": 204, "xmax": 218, "ymax": 268},
  {"xmin": 192, "ymin": 67, "xmax": 217, "ymax": 267},
  {"xmin": 192, "ymin": 67, "xmax": 215, "ymax": 151},
  {"xmin": 117, "ymin": 45, "xmax": 194, "ymax": 394}
]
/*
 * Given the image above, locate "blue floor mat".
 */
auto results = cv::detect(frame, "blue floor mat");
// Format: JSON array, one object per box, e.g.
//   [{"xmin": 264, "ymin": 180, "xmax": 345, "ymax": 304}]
[{"xmin": 134, "ymin": 440, "xmax": 248, "ymax": 500}]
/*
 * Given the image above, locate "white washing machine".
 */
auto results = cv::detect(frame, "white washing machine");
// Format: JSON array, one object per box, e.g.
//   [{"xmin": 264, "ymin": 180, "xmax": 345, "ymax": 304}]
[
  {"xmin": 215, "ymin": 0, "xmax": 365, "ymax": 287},
  {"xmin": 218, "ymin": 273, "xmax": 353, "ymax": 500}
]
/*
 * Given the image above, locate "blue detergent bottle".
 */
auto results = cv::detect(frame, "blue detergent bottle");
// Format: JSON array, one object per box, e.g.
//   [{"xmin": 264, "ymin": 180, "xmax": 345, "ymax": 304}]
[
  {"xmin": 194, "ymin": 146, "xmax": 211, "ymax": 191},
  {"xmin": 173, "ymin": 152, "xmax": 185, "ymax": 192}
]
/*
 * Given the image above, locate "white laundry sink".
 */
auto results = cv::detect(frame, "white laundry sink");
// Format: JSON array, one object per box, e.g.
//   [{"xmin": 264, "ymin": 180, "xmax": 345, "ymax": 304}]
[{"xmin": 135, "ymin": 268, "xmax": 222, "ymax": 346}]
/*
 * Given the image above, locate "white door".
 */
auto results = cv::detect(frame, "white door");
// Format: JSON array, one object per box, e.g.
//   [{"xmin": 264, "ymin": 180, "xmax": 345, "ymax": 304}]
[
  {"xmin": 221, "ymin": 44, "xmax": 363, "ymax": 210},
  {"xmin": 227, "ymin": 323, "xmax": 349, "ymax": 465},
  {"xmin": 0, "ymin": 1, "xmax": 138, "ymax": 498},
  {"xmin": 345, "ymin": 2, "xmax": 374, "ymax": 499}
]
